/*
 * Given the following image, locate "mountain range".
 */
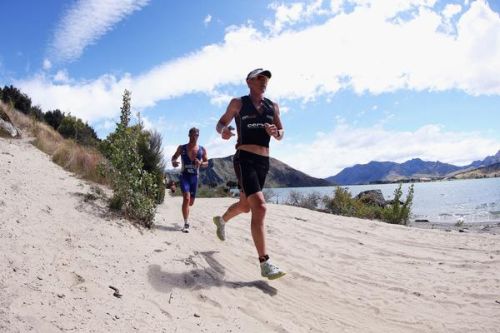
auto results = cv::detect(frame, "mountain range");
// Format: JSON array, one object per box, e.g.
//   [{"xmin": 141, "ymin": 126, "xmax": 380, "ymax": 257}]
[
  {"xmin": 327, "ymin": 150, "xmax": 500, "ymax": 185},
  {"xmin": 166, "ymin": 150, "xmax": 500, "ymax": 188}
]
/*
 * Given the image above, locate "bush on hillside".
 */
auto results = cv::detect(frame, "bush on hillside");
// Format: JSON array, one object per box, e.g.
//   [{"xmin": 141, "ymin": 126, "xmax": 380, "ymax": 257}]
[
  {"xmin": 30, "ymin": 105, "xmax": 44, "ymax": 121},
  {"xmin": 102, "ymin": 121, "xmax": 167, "ymax": 204},
  {"xmin": 44, "ymin": 109, "xmax": 65, "ymax": 130},
  {"xmin": 57, "ymin": 114, "xmax": 99, "ymax": 147},
  {"xmin": 1, "ymin": 85, "xmax": 32, "ymax": 115},
  {"xmin": 105, "ymin": 90, "xmax": 158, "ymax": 227},
  {"xmin": 138, "ymin": 129, "xmax": 166, "ymax": 204}
]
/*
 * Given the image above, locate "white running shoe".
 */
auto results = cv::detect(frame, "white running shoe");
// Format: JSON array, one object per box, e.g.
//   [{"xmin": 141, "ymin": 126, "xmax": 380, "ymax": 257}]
[
  {"xmin": 260, "ymin": 260, "xmax": 286, "ymax": 280},
  {"xmin": 182, "ymin": 223, "xmax": 190, "ymax": 233},
  {"xmin": 212, "ymin": 216, "xmax": 225, "ymax": 241}
]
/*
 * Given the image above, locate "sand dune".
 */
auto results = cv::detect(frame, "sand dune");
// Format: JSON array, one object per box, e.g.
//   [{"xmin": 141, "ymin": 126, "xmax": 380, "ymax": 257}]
[{"xmin": 1, "ymin": 136, "xmax": 499, "ymax": 332}]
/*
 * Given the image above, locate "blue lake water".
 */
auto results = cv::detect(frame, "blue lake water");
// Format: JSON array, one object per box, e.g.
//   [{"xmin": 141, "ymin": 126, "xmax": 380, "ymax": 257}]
[{"xmin": 265, "ymin": 178, "xmax": 500, "ymax": 224}]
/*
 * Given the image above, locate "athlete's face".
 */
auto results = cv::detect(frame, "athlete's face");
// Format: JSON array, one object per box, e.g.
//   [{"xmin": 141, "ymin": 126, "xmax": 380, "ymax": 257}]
[
  {"xmin": 247, "ymin": 75, "xmax": 269, "ymax": 94},
  {"xmin": 189, "ymin": 131, "xmax": 199, "ymax": 142}
]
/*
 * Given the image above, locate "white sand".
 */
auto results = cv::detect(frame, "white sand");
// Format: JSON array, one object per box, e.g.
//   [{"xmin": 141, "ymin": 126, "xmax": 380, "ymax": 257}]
[{"xmin": 1, "ymin": 136, "xmax": 499, "ymax": 333}]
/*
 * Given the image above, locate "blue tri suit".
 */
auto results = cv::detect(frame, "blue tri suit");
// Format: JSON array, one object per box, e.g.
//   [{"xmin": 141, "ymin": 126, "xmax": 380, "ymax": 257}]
[{"xmin": 179, "ymin": 144, "xmax": 204, "ymax": 198}]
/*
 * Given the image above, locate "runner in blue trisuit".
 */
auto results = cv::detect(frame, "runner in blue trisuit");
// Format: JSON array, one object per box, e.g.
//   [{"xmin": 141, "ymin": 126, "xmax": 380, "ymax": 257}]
[{"xmin": 171, "ymin": 127, "xmax": 208, "ymax": 233}]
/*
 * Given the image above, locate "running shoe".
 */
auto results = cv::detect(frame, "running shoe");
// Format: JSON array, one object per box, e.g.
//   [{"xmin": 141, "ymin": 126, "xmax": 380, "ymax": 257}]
[
  {"xmin": 260, "ymin": 260, "xmax": 286, "ymax": 280},
  {"xmin": 182, "ymin": 223, "xmax": 190, "ymax": 233},
  {"xmin": 212, "ymin": 216, "xmax": 225, "ymax": 241}
]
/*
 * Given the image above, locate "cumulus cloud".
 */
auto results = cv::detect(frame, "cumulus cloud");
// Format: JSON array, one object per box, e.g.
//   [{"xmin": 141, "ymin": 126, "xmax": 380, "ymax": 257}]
[
  {"xmin": 42, "ymin": 59, "xmax": 52, "ymax": 70},
  {"xmin": 17, "ymin": 0, "xmax": 500, "ymax": 122},
  {"xmin": 274, "ymin": 123, "xmax": 500, "ymax": 177},
  {"xmin": 204, "ymin": 14, "xmax": 212, "ymax": 26},
  {"xmin": 48, "ymin": 0, "xmax": 149, "ymax": 63},
  {"xmin": 17, "ymin": 73, "xmax": 132, "ymax": 121},
  {"xmin": 443, "ymin": 3, "xmax": 462, "ymax": 19},
  {"xmin": 265, "ymin": 0, "xmax": 327, "ymax": 33}
]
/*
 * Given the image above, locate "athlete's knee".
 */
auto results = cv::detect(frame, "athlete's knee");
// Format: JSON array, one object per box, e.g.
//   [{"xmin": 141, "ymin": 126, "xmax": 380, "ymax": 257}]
[
  {"xmin": 252, "ymin": 201, "xmax": 267, "ymax": 216},
  {"xmin": 189, "ymin": 198, "xmax": 195, "ymax": 206}
]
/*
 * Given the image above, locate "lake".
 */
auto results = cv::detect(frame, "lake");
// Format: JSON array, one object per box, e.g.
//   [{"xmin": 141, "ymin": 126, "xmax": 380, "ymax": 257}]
[{"xmin": 264, "ymin": 177, "xmax": 500, "ymax": 224}]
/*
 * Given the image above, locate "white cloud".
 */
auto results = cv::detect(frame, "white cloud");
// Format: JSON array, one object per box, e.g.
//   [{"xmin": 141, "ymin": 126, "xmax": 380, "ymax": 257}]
[
  {"xmin": 274, "ymin": 124, "xmax": 500, "ymax": 177},
  {"xmin": 266, "ymin": 0, "xmax": 327, "ymax": 33},
  {"xmin": 42, "ymin": 59, "xmax": 52, "ymax": 70},
  {"xmin": 209, "ymin": 92, "xmax": 232, "ymax": 106},
  {"xmin": 53, "ymin": 70, "xmax": 69, "ymax": 83},
  {"xmin": 443, "ymin": 4, "xmax": 462, "ymax": 19},
  {"xmin": 49, "ymin": 0, "xmax": 150, "ymax": 63},
  {"xmin": 204, "ymin": 14, "xmax": 212, "ymax": 26},
  {"xmin": 16, "ymin": 0, "xmax": 500, "ymax": 124},
  {"xmin": 17, "ymin": 73, "xmax": 132, "ymax": 121}
]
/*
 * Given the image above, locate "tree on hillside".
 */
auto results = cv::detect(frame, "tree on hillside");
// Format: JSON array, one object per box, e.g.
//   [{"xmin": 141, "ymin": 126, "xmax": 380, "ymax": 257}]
[
  {"xmin": 44, "ymin": 109, "xmax": 65, "ymax": 130},
  {"xmin": 137, "ymin": 129, "xmax": 166, "ymax": 204},
  {"xmin": 30, "ymin": 105, "xmax": 44, "ymax": 121},
  {"xmin": 101, "ymin": 118, "xmax": 167, "ymax": 205},
  {"xmin": 106, "ymin": 89, "xmax": 158, "ymax": 227},
  {"xmin": 57, "ymin": 114, "xmax": 99, "ymax": 146},
  {"xmin": 1, "ymin": 85, "xmax": 32, "ymax": 115}
]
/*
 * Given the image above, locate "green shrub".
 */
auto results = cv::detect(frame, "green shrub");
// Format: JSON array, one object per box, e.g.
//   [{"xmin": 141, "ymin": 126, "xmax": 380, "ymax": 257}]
[
  {"xmin": 306, "ymin": 184, "xmax": 414, "ymax": 225},
  {"xmin": 106, "ymin": 90, "xmax": 158, "ymax": 227},
  {"xmin": 44, "ymin": 109, "xmax": 65, "ymax": 130},
  {"xmin": 286, "ymin": 191, "xmax": 323, "ymax": 210},
  {"xmin": 57, "ymin": 114, "xmax": 99, "ymax": 147},
  {"xmin": 137, "ymin": 129, "xmax": 166, "ymax": 204},
  {"xmin": 381, "ymin": 184, "xmax": 414, "ymax": 225},
  {"xmin": 324, "ymin": 187, "xmax": 356, "ymax": 216}
]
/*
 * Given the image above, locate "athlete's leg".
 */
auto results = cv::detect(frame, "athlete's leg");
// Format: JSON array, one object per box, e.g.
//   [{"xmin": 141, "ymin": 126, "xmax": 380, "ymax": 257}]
[
  {"xmin": 222, "ymin": 191, "xmax": 250, "ymax": 222},
  {"xmin": 189, "ymin": 174, "xmax": 198, "ymax": 206},
  {"xmin": 182, "ymin": 192, "xmax": 191, "ymax": 221},
  {"xmin": 246, "ymin": 191, "xmax": 267, "ymax": 257}
]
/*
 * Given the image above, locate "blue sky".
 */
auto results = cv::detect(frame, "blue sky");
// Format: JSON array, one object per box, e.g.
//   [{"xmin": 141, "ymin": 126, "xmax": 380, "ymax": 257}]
[{"xmin": 1, "ymin": 0, "xmax": 499, "ymax": 178}]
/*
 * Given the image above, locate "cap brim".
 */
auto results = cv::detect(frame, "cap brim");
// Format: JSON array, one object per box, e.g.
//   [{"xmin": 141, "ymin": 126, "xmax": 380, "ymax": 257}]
[
  {"xmin": 260, "ymin": 70, "xmax": 271, "ymax": 78},
  {"xmin": 247, "ymin": 69, "xmax": 272, "ymax": 80}
]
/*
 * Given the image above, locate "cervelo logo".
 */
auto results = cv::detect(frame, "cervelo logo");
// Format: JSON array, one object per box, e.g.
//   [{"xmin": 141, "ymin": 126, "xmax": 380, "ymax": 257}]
[{"xmin": 247, "ymin": 123, "xmax": 266, "ymax": 129}]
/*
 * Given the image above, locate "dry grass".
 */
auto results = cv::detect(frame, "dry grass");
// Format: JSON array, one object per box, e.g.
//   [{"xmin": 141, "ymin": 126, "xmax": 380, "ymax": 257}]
[{"xmin": 2, "ymin": 103, "xmax": 109, "ymax": 185}]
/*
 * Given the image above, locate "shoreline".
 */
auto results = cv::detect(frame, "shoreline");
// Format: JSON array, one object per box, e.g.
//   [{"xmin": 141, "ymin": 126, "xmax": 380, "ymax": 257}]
[{"xmin": 409, "ymin": 220, "xmax": 500, "ymax": 234}]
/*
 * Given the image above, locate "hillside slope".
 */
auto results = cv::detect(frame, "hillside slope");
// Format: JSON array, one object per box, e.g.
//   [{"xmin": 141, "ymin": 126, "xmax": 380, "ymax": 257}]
[{"xmin": 1, "ymin": 137, "xmax": 499, "ymax": 332}]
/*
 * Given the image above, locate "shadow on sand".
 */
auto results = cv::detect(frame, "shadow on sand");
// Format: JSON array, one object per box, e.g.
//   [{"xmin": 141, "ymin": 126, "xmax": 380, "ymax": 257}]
[
  {"xmin": 147, "ymin": 251, "xmax": 278, "ymax": 296},
  {"xmin": 155, "ymin": 223, "xmax": 182, "ymax": 232}
]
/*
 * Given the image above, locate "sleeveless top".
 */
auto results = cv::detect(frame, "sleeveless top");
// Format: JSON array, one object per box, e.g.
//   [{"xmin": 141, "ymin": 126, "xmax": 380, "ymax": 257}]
[
  {"xmin": 181, "ymin": 144, "xmax": 204, "ymax": 175},
  {"xmin": 235, "ymin": 95, "xmax": 275, "ymax": 148}
]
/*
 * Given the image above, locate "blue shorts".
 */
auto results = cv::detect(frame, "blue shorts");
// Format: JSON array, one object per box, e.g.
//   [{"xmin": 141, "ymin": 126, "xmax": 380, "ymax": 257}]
[{"xmin": 179, "ymin": 173, "xmax": 198, "ymax": 197}]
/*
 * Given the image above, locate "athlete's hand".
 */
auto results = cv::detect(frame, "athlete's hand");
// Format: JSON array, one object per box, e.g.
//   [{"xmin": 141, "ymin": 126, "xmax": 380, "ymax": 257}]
[
  {"xmin": 194, "ymin": 158, "xmax": 201, "ymax": 168},
  {"xmin": 265, "ymin": 123, "xmax": 278, "ymax": 137},
  {"xmin": 221, "ymin": 126, "xmax": 235, "ymax": 140},
  {"xmin": 172, "ymin": 160, "xmax": 180, "ymax": 168}
]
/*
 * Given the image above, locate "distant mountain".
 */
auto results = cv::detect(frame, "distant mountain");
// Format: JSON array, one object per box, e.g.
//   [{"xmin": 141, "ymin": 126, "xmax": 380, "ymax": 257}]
[
  {"xmin": 466, "ymin": 150, "xmax": 500, "ymax": 169},
  {"xmin": 166, "ymin": 155, "xmax": 331, "ymax": 188},
  {"xmin": 451, "ymin": 162, "xmax": 500, "ymax": 179},
  {"xmin": 327, "ymin": 150, "xmax": 500, "ymax": 185}
]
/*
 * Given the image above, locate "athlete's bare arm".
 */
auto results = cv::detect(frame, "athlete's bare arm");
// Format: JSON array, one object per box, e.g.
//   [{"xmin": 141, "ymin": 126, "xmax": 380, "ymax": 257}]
[
  {"xmin": 216, "ymin": 98, "xmax": 241, "ymax": 140},
  {"xmin": 265, "ymin": 102, "xmax": 284, "ymax": 140},
  {"xmin": 171, "ymin": 145, "xmax": 182, "ymax": 168},
  {"xmin": 197, "ymin": 147, "xmax": 209, "ymax": 168}
]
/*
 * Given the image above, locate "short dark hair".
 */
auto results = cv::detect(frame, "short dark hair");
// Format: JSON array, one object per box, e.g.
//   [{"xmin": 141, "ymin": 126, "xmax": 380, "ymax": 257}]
[{"xmin": 189, "ymin": 127, "xmax": 199, "ymax": 135}]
